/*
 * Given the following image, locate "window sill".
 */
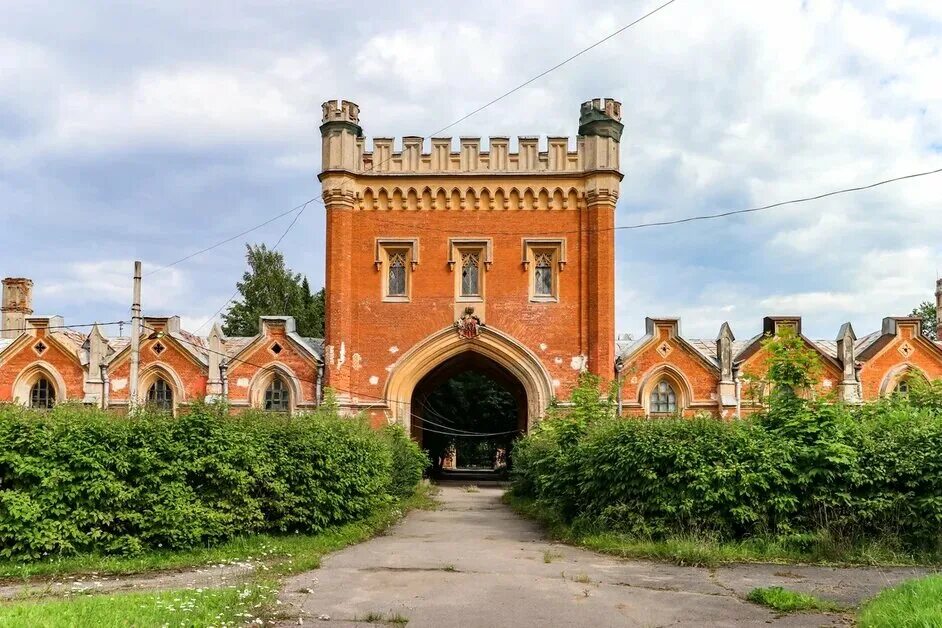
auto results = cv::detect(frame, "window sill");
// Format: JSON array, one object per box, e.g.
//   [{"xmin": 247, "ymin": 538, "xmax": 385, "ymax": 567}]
[
  {"xmin": 529, "ymin": 296, "xmax": 559, "ymax": 303},
  {"xmin": 382, "ymin": 296, "xmax": 411, "ymax": 303},
  {"xmin": 456, "ymin": 296, "xmax": 484, "ymax": 303}
]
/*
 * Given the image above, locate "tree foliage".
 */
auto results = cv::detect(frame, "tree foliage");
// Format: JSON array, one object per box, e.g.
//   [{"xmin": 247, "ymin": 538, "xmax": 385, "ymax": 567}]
[
  {"xmin": 742, "ymin": 328, "xmax": 824, "ymax": 406},
  {"xmin": 910, "ymin": 301, "xmax": 938, "ymax": 341},
  {"xmin": 222, "ymin": 244, "xmax": 324, "ymax": 338},
  {"xmin": 0, "ymin": 401, "xmax": 425, "ymax": 559},
  {"xmin": 423, "ymin": 372, "xmax": 519, "ymax": 468},
  {"xmin": 513, "ymin": 356, "xmax": 942, "ymax": 552}
]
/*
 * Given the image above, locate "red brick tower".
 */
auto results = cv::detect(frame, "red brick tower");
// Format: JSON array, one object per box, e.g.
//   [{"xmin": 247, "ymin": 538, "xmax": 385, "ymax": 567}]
[{"xmin": 319, "ymin": 99, "xmax": 623, "ymax": 432}]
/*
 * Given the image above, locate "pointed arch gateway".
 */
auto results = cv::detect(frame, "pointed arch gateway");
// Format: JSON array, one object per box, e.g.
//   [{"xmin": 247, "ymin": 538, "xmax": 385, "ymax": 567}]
[{"xmin": 384, "ymin": 325, "xmax": 554, "ymax": 436}]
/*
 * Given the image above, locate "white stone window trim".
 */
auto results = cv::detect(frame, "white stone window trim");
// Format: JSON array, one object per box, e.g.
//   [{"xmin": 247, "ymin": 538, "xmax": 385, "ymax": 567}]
[
  {"xmin": 374, "ymin": 238, "xmax": 418, "ymax": 303},
  {"xmin": 522, "ymin": 238, "xmax": 566, "ymax": 303},
  {"xmin": 374, "ymin": 238, "xmax": 419, "ymax": 271},
  {"xmin": 447, "ymin": 238, "xmax": 493, "ymax": 271},
  {"xmin": 12, "ymin": 362, "xmax": 68, "ymax": 408},
  {"xmin": 448, "ymin": 238, "xmax": 492, "ymax": 303},
  {"xmin": 520, "ymin": 238, "xmax": 567, "ymax": 270}
]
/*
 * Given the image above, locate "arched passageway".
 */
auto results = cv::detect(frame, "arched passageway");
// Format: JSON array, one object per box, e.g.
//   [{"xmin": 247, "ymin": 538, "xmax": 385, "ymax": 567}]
[{"xmin": 410, "ymin": 352, "xmax": 527, "ymax": 476}]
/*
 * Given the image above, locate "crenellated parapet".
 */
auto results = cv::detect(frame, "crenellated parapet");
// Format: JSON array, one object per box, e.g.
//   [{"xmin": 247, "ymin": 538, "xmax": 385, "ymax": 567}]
[{"xmin": 320, "ymin": 98, "xmax": 623, "ymax": 177}]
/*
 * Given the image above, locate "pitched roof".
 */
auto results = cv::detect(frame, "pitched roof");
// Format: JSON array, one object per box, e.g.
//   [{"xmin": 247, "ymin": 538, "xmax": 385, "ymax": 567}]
[{"xmin": 302, "ymin": 337, "xmax": 325, "ymax": 361}]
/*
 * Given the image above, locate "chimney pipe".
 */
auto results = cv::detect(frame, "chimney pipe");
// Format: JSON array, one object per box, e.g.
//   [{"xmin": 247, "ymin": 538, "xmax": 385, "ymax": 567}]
[
  {"xmin": 936, "ymin": 278, "xmax": 942, "ymax": 339},
  {"xmin": 1, "ymin": 278, "xmax": 33, "ymax": 340}
]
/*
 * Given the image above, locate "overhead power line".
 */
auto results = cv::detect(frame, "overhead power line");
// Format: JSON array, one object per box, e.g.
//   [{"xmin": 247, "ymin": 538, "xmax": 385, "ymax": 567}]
[
  {"xmin": 0, "ymin": 321, "xmax": 127, "ymax": 334},
  {"xmin": 143, "ymin": 0, "xmax": 678, "ymax": 276},
  {"xmin": 355, "ymin": 166, "xmax": 942, "ymax": 237},
  {"xmin": 418, "ymin": 0, "xmax": 678, "ymax": 139},
  {"xmin": 192, "ymin": 200, "xmax": 314, "ymax": 333},
  {"xmin": 144, "ymin": 201, "xmax": 310, "ymax": 277},
  {"xmin": 139, "ymin": 321, "xmax": 521, "ymax": 436}
]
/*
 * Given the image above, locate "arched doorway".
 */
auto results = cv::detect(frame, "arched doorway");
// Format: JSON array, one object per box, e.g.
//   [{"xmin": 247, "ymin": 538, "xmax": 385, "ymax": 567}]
[
  {"xmin": 410, "ymin": 352, "xmax": 527, "ymax": 476},
  {"xmin": 384, "ymin": 325, "xmax": 554, "ymax": 435}
]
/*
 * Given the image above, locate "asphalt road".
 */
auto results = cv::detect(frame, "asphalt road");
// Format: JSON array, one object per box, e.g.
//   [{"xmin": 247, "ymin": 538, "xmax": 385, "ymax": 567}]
[{"xmin": 277, "ymin": 484, "xmax": 926, "ymax": 627}]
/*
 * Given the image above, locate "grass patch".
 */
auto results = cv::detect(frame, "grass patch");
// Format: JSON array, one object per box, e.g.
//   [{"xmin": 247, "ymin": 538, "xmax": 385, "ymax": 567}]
[
  {"xmin": 357, "ymin": 610, "xmax": 409, "ymax": 624},
  {"xmin": 0, "ymin": 485, "xmax": 436, "ymax": 625},
  {"xmin": 543, "ymin": 549, "xmax": 563, "ymax": 563},
  {"xmin": 0, "ymin": 582, "xmax": 273, "ymax": 627},
  {"xmin": 0, "ymin": 484, "xmax": 438, "ymax": 583},
  {"xmin": 858, "ymin": 574, "xmax": 942, "ymax": 627},
  {"xmin": 747, "ymin": 586, "xmax": 845, "ymax": 613},
  {"xmin": 462, "ymin": 484, "xmax": 480, "ymax": 493},
  {"xmin": 505, "ymin": 491, "xmax": 941, "ymax": 568}
]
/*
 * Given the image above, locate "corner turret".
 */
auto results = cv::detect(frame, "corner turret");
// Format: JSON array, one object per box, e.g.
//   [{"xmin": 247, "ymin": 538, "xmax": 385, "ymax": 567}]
[
  {"xmin": 578, "ymin": 98, "xmax": 623, "ymax": 172},
  {"xmin": 320, "ymin": 99, "xmax": 363, "ymax": 173}
]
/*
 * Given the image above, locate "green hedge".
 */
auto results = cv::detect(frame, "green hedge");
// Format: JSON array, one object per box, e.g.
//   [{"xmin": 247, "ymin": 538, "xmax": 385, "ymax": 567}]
[
  {"xmin": 513, "ymin": 376, "xmax": 942, "ymax": 552},
  {"xmin": 0, "ymin": 403, "xmax": 427, "ymax": 559}
]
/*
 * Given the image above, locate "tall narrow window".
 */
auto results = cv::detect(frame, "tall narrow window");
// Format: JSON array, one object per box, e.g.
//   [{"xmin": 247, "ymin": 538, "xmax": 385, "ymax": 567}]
[
  {"xmin": 147, "ymin": 378, "xmax": 173, "ymax": 411},
  {"xmin": 650, "ymin": 380, "xmax": 677, "ymax": 414},
  {"xmin": 534, "ymin": 250, "xmax": 554, "ymax": 297},
  {"xmin": 460, "ymin": 251, "xmax": 480, "ymax": 297},
  {"xmin": 895, "ymin": 378, "xmax": 910, "ymax": 396},
  {"xmin": 265, "ymin": 377, "xmax": 290, "ymax": 412},
  {"xmin": 524, "ymin": 240, "xmax": 564, "ymax": 302},
  {"xmin": 30, "ymin": 378, "xmax": 55, "ymax": 409},
  {"xmin": 387, "ymin": 250, "xmax": 407, "ymax": 297}
]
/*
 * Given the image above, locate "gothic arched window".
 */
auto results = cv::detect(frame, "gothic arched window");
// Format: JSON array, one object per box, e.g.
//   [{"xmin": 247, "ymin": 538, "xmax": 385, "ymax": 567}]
[
  {"xmin": 460, "ymin": 251, "xmax": 480, "ymax": 297},
  {"xmin": 534, "ymin": 250, "xmax": 554, "ymax": 297},
  {"xmin": 147, "ymin": 378, "xmax": 173, "ymax": 411},
  {"xmin": 30, "ymin": 377, "xmax": 55, "ymax": 409},
  {"xmin": 265, "ymin": 376, "xmax": 290, "ymax": 412},
  {"xmin": 387, "ymin": 250, "xmax": 407, "ymax": 297},
  {"xmin": 649, "ymin": 380, "xmax": 677, "ymax": 414},
  {"xmin": 894, "ymin": 378, "xmax": 910, "ymax": 396}
]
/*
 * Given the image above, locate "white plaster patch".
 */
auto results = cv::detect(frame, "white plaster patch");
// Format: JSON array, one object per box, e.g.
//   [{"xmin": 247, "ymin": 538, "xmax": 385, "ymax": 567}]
[
  {"xmin": 326, "ymin": 345, "xmax": 335, "ymax": 365},
  {"xmin": 570, "ymin": 355, "xmax": 587, "ymax": 371},
  {"xmin": 630, "ymin": 376, "xmax": 638, "ymax": 384},
  {"xmin": 822, "ymin": 379, "xmax": 833, "ymax": 389},
  {"xmin": 389, "ymin": 346, "xmax": 399, "ymax": 354},
  {"xmin": 709, "ymin": 392, "xmax": 717, "ymax": 401},
  {"xmin": 553, "ymin": 356, "xmax": 563, "ymax": 365},
  {"xmin": 111, "ymin": 378, "xmax": 127, "ymax": 391},
  {"xmin": 337, "ymin": 342, "xmax": 346, "ymax": 370},
  {"xmin": 539, "ymin": 343, "xmax": 548, "ymax": 351},
  {"xmin": 369, "ymin": 375, "xmax": 379, "ymax": 385},
  {"xmin": 386, "ymin": 364, "xmax": 394, "ymax": 372},
  {"xmin": 237, "ymin": 377, "xmax": 249, "ymax": 388},
  {"xmin": 352, "ymin": 352, "xmax": 362, "ymax": 370},
  {"xmin": 552, "ymin": 379, "xmax": 560, "ymax": 388}
]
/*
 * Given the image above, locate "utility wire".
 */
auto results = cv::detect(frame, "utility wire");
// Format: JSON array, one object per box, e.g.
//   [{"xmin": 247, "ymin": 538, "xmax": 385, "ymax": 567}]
[
  {"xmin": 414, "ymin": 401, "xmax": 520, "ymax": 436},
  {"xmin": 348, "ymin": 166, "xmax": 942, "ymax": 237},
  {"xmin": 0, "ymin": 321, "xmax": 127, "ymax": 334},
  {"xmin": 142, "ymin": 0, "xmax": 678, "ymax": 275},
  {"xmin": 415, "ymin": 0, "xmax": 678, "ymax": 140},
  {"xmin": 139, "ymin": 321, "xmax": 525, "ymax": 436},
  {"xmin": 409, "ymin": 417, "xmax": 521, "ymax": 438},
  {"xmin": 192, "ymin": 200, "xmax": 313, "ymax": 333},
  {"xmin": 144, "ymin": 202, "xmax": 309, "ymax": 277}
]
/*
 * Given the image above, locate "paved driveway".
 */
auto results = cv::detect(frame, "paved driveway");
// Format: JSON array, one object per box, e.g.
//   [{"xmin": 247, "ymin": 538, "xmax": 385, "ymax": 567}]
[{"xmin": 278, "ymin": 485, "xmax": 927, "ymax": 627}]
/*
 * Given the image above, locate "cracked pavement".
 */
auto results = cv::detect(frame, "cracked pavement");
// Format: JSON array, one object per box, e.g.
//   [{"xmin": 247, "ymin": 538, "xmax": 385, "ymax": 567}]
[{"xmin": 277, "ymin": 485, "xmax": 928, "ymax": 627}]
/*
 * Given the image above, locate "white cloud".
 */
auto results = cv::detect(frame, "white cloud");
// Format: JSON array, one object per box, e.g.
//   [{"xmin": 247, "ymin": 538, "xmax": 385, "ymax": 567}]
[{"xmin": 2, "ymin": 0, "xmax": 941, "ymax": 343}]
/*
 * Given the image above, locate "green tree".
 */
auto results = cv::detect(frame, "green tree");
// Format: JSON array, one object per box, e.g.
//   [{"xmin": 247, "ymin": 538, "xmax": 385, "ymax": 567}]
[
  {"xmin": 910, "ymin": 301, "xmax": 937, "ymax": 340},
  {"xmin": 222, "ymin": 244, "xmax": 325, "ymax": 338},
  {"xmin": 742, "ymin": 327, "xmax": 823, "ymax": 407}
]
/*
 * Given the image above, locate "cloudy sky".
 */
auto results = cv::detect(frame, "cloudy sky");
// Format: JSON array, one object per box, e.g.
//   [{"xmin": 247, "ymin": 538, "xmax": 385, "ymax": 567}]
[{"xmin": 1, "ymin": 0, "xmax": 940, "ymax": 342}]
